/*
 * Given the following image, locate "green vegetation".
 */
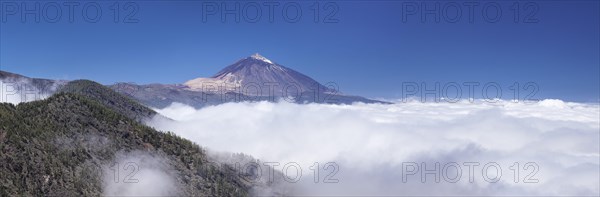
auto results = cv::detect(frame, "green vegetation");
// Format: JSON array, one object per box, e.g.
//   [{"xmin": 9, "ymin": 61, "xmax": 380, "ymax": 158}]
[
  {"xmin": 58, "ymin": 80, "xmax": 157, "ymax": 121},
  {"xmin": 0, "ymin": 80, "xmax": 250, "ymax": 196}
]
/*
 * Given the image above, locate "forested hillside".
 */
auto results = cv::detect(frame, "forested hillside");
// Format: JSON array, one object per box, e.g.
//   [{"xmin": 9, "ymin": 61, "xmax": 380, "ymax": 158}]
[{"xmin": 0, "ymin": 80, "xmax": 276, "ymax": 196}]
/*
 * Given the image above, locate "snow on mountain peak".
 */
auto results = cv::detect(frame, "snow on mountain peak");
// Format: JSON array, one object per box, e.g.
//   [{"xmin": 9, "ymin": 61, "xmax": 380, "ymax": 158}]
[{"xmin": 250, "ymin": 53, "xmax": 273, "ymax": 64}]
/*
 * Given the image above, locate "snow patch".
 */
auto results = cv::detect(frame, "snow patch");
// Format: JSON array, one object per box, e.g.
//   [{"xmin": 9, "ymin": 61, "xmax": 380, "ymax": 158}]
[{"xmin": 251, "ymin": 53, "xmax": 273, "ymax": 64}]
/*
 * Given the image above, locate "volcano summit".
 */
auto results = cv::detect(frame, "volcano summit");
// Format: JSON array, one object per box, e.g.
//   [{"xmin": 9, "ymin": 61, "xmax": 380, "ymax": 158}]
[{"xmin": 184, "ymin": 53, "xmax": 333, "ymax": 96}]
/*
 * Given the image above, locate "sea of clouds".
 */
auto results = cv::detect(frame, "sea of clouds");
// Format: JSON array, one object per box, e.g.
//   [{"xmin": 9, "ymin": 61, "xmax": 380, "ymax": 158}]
[{"xmin": 147, "ymin": 99, "xmax": 600, "ymax": 196}]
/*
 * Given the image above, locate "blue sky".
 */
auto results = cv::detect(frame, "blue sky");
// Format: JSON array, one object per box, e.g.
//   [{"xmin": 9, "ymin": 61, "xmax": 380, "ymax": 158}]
[{"xmin": 0, "ymin": 1, "xmax": 598, "ymax": 102}]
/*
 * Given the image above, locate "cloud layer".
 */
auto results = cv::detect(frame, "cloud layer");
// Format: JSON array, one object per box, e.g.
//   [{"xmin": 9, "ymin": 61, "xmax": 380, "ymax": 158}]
[{"xmin": 147, "ymin": 99, "xmax": 599, "ymax": 195}]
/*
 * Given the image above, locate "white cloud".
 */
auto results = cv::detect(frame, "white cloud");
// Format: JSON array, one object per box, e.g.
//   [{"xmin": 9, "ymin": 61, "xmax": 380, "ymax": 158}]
[
  {"xmin": 147, "ymin": 99, "xmax": 600, "ymax": 196},
  {"xmin": 102, "ymin": 151, "xmax": 179, "ymax": 196}
]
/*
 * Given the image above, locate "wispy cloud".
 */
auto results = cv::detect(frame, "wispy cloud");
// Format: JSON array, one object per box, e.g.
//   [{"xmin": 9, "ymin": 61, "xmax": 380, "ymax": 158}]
[{"xmin": 102, "ymin": 151, "xmax": 179, "ymax": 196}]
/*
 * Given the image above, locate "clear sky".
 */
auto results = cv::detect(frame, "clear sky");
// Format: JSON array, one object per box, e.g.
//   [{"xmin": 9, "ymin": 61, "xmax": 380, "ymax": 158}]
[{"xmin": 1, "ymin": 1, "xmax": 598, "ymax": 102}]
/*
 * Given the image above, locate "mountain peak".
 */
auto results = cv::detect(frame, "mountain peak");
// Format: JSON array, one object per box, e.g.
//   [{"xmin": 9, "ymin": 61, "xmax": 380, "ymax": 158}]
[
  {"xmin": 249, "ymin": 53, "xmax": 273, "ymax": 64},
  {"xmin": 185, "ymin": 53, "xmax": 330, "ymax": 96}
]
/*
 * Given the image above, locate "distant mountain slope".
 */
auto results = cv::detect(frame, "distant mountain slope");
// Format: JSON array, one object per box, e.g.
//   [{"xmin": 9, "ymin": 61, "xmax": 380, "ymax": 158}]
[
  {"xmin": 111, "ymin": 54, "xmax": 389, "ymax": 108},
  {"xmin": 0, "ymin": 71, "xmax": 64, "ymax": 88},
  {"xmin": 58, "ymin": 80, "xmax": 156, "ymax": 121},
  {"xmin": 0, "ymin": 70, "xmax": 66, "ymax": 103},
  {"xmin": 110, "ymin": 82, "xmax": 281, "ymax": 109},
  {"xmin": 0, "ymin": 81, "xmax": 287, "ymax": 196}
]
